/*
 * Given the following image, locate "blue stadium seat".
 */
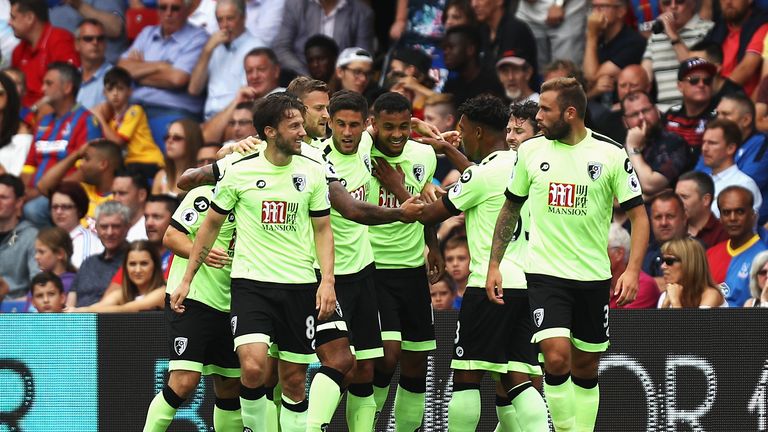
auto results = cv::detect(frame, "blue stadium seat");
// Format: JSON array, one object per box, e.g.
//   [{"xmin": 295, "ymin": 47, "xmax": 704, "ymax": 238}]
[{"xmin": 0, "ymin": 300, "xmax": 29, "ymax": 313}]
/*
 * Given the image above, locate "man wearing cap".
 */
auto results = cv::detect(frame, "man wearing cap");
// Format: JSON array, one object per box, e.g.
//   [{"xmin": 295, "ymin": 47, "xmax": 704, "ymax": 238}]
[
  {"xmin": 582, "ymin": 0, "xmax": 645, "ymax": 101},
  {"xmin": 496, "ymin": 48, "xmax": 539, "ymax": 104},
  {"xmin": 663, "ymin": 58, "xmax": 717, "ymax": 156},
  {"xmin": 335, "ymin": 47, "xmax": 375, "ymax": 96}
]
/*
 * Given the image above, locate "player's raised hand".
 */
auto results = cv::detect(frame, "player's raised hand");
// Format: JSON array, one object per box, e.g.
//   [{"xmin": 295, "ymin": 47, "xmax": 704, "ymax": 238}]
[
  {"xmin": 170, "ymin": 282, "xmax": 191, "ymax": 313},
  {"xmin": 410, "ymin": 117, "xmax": 441, "ymax": 139},
  {"xmin": 421, "ymin": 182, "xmax": 445, "ymax": 204},
  {"xmin": 614, "ymin": 269, "xmax": 639, "ymax": 306},
  {"xmin": 485, "ymin": 264, "xmax": 504, "ymax": 305},
  {"xmin": 316, "ymin": 280, "xmax": 337, "ymax": 320},
  {"xmin": 203, "ymin": 247, "xmax": 230, "ymax": 269}
]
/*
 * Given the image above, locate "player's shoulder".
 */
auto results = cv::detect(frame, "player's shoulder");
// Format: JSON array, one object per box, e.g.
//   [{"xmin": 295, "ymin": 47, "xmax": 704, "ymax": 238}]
[
  {"xmin": 405, "ymin": 139, "xmax": 437, "ymax": 160},
  {"xmin": 589, "ymin": 129, "xmax": 624, "ymax": 151}
]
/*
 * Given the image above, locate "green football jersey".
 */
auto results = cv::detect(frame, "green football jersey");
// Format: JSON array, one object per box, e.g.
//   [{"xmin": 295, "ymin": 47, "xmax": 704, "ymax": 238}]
[
  {"xmin": 507, "ymin": 129, "xmax": 643, "ymax": 281},
  {"xmin": 166, "ymin": 186, "xmax": 236, "ymax": 312},
  {"xmin": 367, "ymin": 140, "xmax": 437, "ymax": 269},
  {"xmin": 211, "ymin": 151, "xmax": 331, "ymax": 284},
  {"xmin": 316, "ymin": 133, "xmax": 375, "ymax": 275},
  {"xmin": 213, "ymin": 142, "xmax": 331, "ymax": 182},
  {"xmin": 445, "ymin": 150, "xmax": 528, "ymax": 289}
]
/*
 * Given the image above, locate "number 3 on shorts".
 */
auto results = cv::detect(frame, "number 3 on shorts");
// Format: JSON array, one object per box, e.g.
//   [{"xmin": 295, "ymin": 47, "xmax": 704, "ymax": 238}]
[{"xmin": 603, "ymin": 305, "xmax": 609, "ymax": 337}]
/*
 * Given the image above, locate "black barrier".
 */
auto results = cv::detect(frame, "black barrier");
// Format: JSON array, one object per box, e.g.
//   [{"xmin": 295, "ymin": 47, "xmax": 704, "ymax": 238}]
[{"xmin": 2, "ymin": 309, "xmax": 768, "ymax": 431}]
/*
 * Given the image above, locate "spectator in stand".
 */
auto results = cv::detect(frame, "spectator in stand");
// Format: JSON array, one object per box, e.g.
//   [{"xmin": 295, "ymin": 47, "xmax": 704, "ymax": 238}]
[
  {"xmin": 593, "ymin": 64, "xmax": 651, "ymax": 142},
  {"xmin": 442, "ymin": 234, "xmax": 469, "ymax": 309},
  {"xmin": 386, "ymin": 47, "xmax": 437, "ymax": 118},
  {"xmin": 74, "ymin": 19, "xmax": 110, "ymax": 109},
  {"xmin": 623, "ymin": 91, "xmax": 691, "ymax": 199},
  {"xmin": 49, "ymin": 0, "xmax": 126, "ymax": 64},
  {"xmin": 495, "ymin": 47, "xmax": 539, "ymax": 105},
  {"xmin": 9, "ymin": 0, "xmax": 79, "ymax": 107},
  {"xmin": 695, "ymin": 93, "xmax": 768, "ymax": 224},
  {"xmin": 515, "ymin": 0, "xmax": 586, "ymax": 70},
  {"xmin": 21, "ymin": 62, "xmax": 101, "ymax": 227},
  {"xmin": 664, "ymin": 58, "xmax": 717, "ymax": 154},
  {"xmin": 117, "ymin": 0, "xmax": 208, "ymax": 122},
  {"xmin": 67, "ymin": 200, "xmax": 129, "ymax": 307},
  {"xmin": 152, "ymin": 119, "xmax": 203, "ymax": 197},
  {"xmin": 608, "ymin": 223, "xmax": 659, "ymax": 309},
  {"xmin": 582, "ymin": 0, "xmax": 646, "ymax": 102},
  {"xmin": 424, "ymin": 94, "xmax": 456, "ymax": 133},
  {"xmin": 112, "ymin": 169, "xmax": 148, "ymax": 242},
  {"xmin": 34, "ymin": 226, "xmax": 76, "ymax": 295},
  {"xmin": 195, "ymin": 143, "xmax": 220, "ymax": 168},
  {"xmin": 703, "ymin": 0, "xmax": 768, "ymax": 97},
  {"xmin": 0, "ymin": 70, "xmax": 32, "ymax": 176},
  {"xmin": 659, "ymin": 237, "xmax": 727, "ymax": 308},
  {"xmin": 187, "ymin": 0, "xmax": 284, "ymax": 46},
  {"xmin": 304, "ymin": 35, "xmax": 339, "ymax": 84},
  {"xmin": 37, "ymin": 139, "xmax": 122, "ymax": 227},
  {"xmin": 74, "ymin": 240, "xmax": 164, "ymax": 312},
  {"xmin": 707, "ymin": 185, "xmax": 767, "ymax": 306},
  {"xmin": 273, "ymin": 0, "xmax": 374, "ymax": 77},
  {"xmin": 643, "ymin": 190, "xmax": 688, "ymax": 284},
  {"xmin": 188, "ymin": 0, "xmax": 266, "ymax": 120},
  {"xmin": 0, "ymin": 173, "xmax": 38, "ymax": 299},
  {"xmin": 49, "ymin": 182, "xmax": 102, "ymax": 268},
  {"xmin": 202, "ymin": 48, "xmax": 283, "ymax": 144},
  {"xmin": 334, "ymin": 47, "xmax": 374, "ymax": 97},
  {"xmin": 675, "ymin": 171, "xmax": 728, "ymax": 248},
  {"xmin": 758, "ymin": 74, "xmax": 768, "ymax": 132},
  {"xmin": 641, "ymin": 0, "xmax": 713, "ymax": 111},
  {"xmin": 90, "ymin": 66, "xmax": 164, "ymax": 181},
  {"xmin": 430, "ymin": 275, "xmax": 456, "ymax": 311},
  {"xmin": 472, "ymin": 0, "xmax": 538, "ymax": 73},
  {"xmin": 29, "ymin": 271, "xmax": 65, "ymax": 312},
  {"xmin": 698, "ymin": 118, "xmax": 762, "ymax": 217},
  {"xmin": 222, "ymin": 101, "xmax": 256, "ymax": 144},
  {"xmin": 542, "ymin": 58, "xmax": 585, "ymax": 83},
  {"xmin": 443, "ymin": 0, "xmax": 477, "ymax": 30},
  {"xmin": 442, "ymin": 25, "xmax": 503, "ymax": 108},
  {"xmin": 745, "ymin": 250, "xmax": 768, "ymax": 306},
  {"xmin": 2, "ymin": 67, "xmax": 35, "ymax": 130}
]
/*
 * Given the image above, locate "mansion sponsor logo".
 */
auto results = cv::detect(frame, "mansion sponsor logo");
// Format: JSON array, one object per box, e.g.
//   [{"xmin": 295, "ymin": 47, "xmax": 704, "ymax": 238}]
[
  {"xmin": 548, "ymin": 182, "xmax": 588, "ymax": 215},
  {"xmin": 261, "ymin": 201, "xmax": 299, "ymax": 231}
]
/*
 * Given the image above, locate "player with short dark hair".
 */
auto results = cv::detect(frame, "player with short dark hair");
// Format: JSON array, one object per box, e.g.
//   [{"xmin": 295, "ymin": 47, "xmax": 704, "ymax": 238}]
[{"xmin": 487, "ymin": 78, "xmax": 649, "ymax": 431}]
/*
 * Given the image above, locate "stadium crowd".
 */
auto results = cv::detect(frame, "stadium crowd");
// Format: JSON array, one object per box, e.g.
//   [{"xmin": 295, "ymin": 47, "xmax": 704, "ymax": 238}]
[{"xmin": 0, "ymin": 0, "xmax": 767, "ymax": 429}]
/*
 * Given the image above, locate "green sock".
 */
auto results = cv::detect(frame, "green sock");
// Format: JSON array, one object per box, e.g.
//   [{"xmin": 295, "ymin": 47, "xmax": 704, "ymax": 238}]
[
  {"xmin": 572, "ymin": 377, "xmax": 599, "ymax": 432},
  {"xmin": 447, "ymin": 386, "xmax": 481, "ymax": 432},
  {"xmin": 394, "ymin": 377, "xmax": 425, "ymax": 432},
  {"xmin": 213, "ymin": 398, "xmax": 243, "ymax": 432},
  {"xmin": 240, "ymin": 385, "xmax": 267, "ymax": 431},
  {"xmin": 273, "ymin": 384, "xmax": 283, "ymax": 430},
  {"xmin": 264, "ymin": 387, "xmax": 278, "ymax": 432},
  {"xmin": 143, "ymin": 386, "xmax": 183, "ymax": 432},
  {"xmin": 307, "ymin": 366, "xmax": 344, "ymax": 431},
  {"xmin": 346, "ymin": 383, "xmax": 377, "ymax": 432},
  {"xmin": 509, "ymin": 383, "xmax": 549, "ymax": 432},
  {"xmin": 495, "ymin": 396, "xmax": 521, "ymax": 432},
  {"xmin": 544, "ymin": 373, "xmax": 575, "ymax": 431},
  {"xmin": 373, "ymin": 371, "xmax": 393, "ymax": 423},
  {"xmin": 280, "ymin": 394, "xmax": 308, "ymax": 432}
]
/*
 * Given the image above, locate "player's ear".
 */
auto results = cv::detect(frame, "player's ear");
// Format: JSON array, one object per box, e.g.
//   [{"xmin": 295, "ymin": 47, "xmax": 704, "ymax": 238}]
[{"xmin": 264, "ymin": 125, "xmax": 277, "ymax": 139}]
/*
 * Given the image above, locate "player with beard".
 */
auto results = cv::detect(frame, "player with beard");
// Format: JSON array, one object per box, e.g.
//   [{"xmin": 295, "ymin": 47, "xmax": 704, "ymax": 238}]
[
  {"xmin": 487, "ymin": 78, "xmax": 650, "ymax": 431},
  {"xmin": 171, "ymin": 93, "xmax": 353, "ymax": 432}
]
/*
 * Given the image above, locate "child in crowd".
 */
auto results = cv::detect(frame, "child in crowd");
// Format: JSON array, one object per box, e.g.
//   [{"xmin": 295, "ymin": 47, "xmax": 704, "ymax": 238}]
[
  {"xmin": 34, "ymin": 227, "xmax": 77, "ymax": 295},
  {"xmin": 30, "ymin": 272, "xmax": 66, "ymax": 313},
  {"xmin": 90, "ymin": 66, "xmax": 164, "ymax": 182},
  {"xmin": 443, "ymin": 235, "xmax": 470, "ymax": 309},
  {"xmin": 430, "ymin": 276, "xmax": 457, "ymax": 310}
]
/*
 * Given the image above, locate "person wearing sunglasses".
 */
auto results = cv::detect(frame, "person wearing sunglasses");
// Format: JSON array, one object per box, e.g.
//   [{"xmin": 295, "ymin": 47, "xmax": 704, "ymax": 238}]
[
  {"xmin": 745, "ymin": 250, "xmax": 768, "ymax": 307},
  {"xmin": 658, "ymin": 237, "xmax": 727, "ymax": 308},
  {"xmin": 663, "ymin": 58, "xmax": 717, "ymax": 154},
  {"xmin": 74, "ymin": 19, "xmax": 111, "ymax": 110},
  {"xmin": 152, "ymin": 119, "xmax": 203, "ymax": 196}
]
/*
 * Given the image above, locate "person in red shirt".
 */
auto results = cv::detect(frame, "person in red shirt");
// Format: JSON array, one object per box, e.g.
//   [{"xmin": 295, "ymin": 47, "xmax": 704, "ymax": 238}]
[
  {"xmin": 9, "ymin": 0, "xmax": 79, "ymax": 107},
  {"xmin": 609, "ymin": 222, "xmax": 660, "ymax": 309}
]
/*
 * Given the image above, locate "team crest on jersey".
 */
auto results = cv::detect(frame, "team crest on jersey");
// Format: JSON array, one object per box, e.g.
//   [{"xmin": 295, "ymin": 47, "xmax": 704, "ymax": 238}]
[
  {"xmin": 335, "ymin": 301, "xmax": 344, "ymax": 318},
  {"xmin": 628, "ymin": 174, "xmax": 640, "ymax": 193},
  {"xmin": 193, "ymin": 197, "xmax": 209, "ymax": 212},
  {"xmin": 540, "ymin": 162, "xmax": 550, "ymax": 171},
  {"xmin": 256, "ymin": 179, "xmax": 266, "ymax": 189},
  {"xmin": 231, "ymin": 316, "xmax": 238, "ymax": 335},
  {"xmin": 228, "ymin": 213, "xmax": 235, "ymax": 222},
  {"xmin": 174, "ymin": 337, "xmax": 188, "ymax": 356},
  {"xmin": 413, "ymin": 164, "xmax": 425, "ymax": 182},
  {"xmin": 719, "ymin": 283, "xmax": 730, "ymax": 297},
  {"xmin": 460, "ymin": 170, "xmax": 472, "ymax": 183},
  {"xmin": 587, "ymin": 162, "xmax": 602, "ymax": 181},
  {"xmin": 181, "ymin": 208, "xmax": 198, "ymax": 225},
  {"xmin": 292, "ymin": 174, "xmax": 307, "ymax": 192},
  {"xmin": 533, "ymin": 308, "xmax": 544, "ymax": 328},
  {"xmin": 62, "ymin": 121, "xmax": 72, "ymax": 137}
]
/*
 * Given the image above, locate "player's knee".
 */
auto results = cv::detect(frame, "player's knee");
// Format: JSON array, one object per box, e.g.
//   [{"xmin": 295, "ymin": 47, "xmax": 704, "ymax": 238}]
[
  {"xmin": 168, "ymin": 371, "xmax": 201, "ymax": 398},
  {"xmin": 400, "ymin": 351, "xmax": 428, "ymax": 377},
  {"xmin": 280, "ymin": 370, "xmax": 306, "ymax": 400},
  {"xmin": 376, "ymin": 350, "xmax": 400, "ymax": 374},
  {"xmin": 239, "ymin": 357, "xmax": 266, "ymax": 386},
  {"xmin": 571, "ymin": 353, "xmax": 600, "ymax": 378},
  {"xmin": 213, "ymin": 376, "xmax": 241, "ymax": 399},
  {"xmin": 543, "ymin": 351, "xmax": 570, "ymax": 375},
  {"xmin": 351, "ymin": 359, "xmax": 374, "ymax": 383},
  {"xmin": 324, "ymin": 348, "xmax": 354, "ymax": 376}
]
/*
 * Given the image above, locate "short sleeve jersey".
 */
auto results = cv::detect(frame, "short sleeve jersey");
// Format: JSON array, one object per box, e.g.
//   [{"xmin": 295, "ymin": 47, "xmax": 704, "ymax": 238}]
[
  {"xmin": 213, "ymin": 141, "xmax": 335, "ymax": 182},
  {"xmin": 318, "ymin": 133, "xmax": 375, "ymax": 275},
  {"xmin": 110, "ymin": 105, "xmax": 164, "ymax": 166},
  {"xmin": 367, "ymin": 140, "xmax": 437, "ymax": 269},
  {"xmin": 444, "ymin": 150, "xmax": 528, "ymax": 289},
  {"xmin": 507, "ymin": 130, "xmax": 644, "ymax": 281},
  {"xmin": 211, "ymin": 151, "xmax": 330, "ymax": 284},
  {"xmin": 166, "ymin": 186, "xmax": 236, "ymax": 312}
]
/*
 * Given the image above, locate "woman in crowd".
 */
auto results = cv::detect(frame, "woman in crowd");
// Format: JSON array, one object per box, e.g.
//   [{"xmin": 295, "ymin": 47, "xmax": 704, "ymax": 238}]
[
  {"xmin": 34, "ymin": 227, "xmax": 77, "ymax": 295},
  {"xmin": 0, "ymin": 71, "xmax": 32, "ymax": 176},
  {"xmin": 745, "ymin": 250, "xmax": 768, "ymax": 307},
  {"xmin": 152, "ymin": 119, "xmax": 203, "ymax": 196},
  {"xmin": 442, "ymin": 0, "xmax": 477, "ymax": 30},
  {"xmin": 75, "ymin": 241, "xmax": 165, "ymax": 312},
  {"xmin": 658, "ymin": 238, "xmax": 727, "ymax": 308},
  {"xmin": 49, "ymin": 182, "xmax": 104, "ymax": 268}
]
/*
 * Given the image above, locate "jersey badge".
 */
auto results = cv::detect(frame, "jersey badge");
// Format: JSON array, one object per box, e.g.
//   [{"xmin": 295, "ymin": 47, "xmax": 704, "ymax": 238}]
[
  {"xmin": 228, "ymin": 213, "xmax": 235, "ymax": 222},
  {"xmin": 719, "ymin": 283, "xmax": 730, "ymax": 297},
  {"xmin": 292, "ymin": 174, "xmax": 307, "ymax": 192},
  {"xmin": 449, "ymin": 182, "xmax": 462, "ymax": 198},
  {"xmin": 231, "ymin": 316, "xmax": 238, "ymax": 335},
  {"xmin": 256, "ymin": 179, "xmax": 266, "ymax": 189},
  {"xmin": 193, "ymin": 197, "xmax": 209, "ymax": 212},
  {"xmin": 181, "ymin": 208, "xmax": 198, "ymax": 225},
  {"xmin": 587, "ymin": 162, "xmax": 602, "ymax": 181},
  {"xmin": 173, "ymin": 337, "xmax": 188, "ymax": 356},
  {"xmin": 340, "ymin": 178, "xmax": 347, "ymax": 187},
  {"xmin": 540, "ymin": 162, "xmax": 550, "ymax": 172},
  {"xmin": 624, "ymin": 158, "xmax": 634, "ymax": 174},
  {"xmin": 628, "ymin": 174, "xmax": 640, "ymax": 193},
  {"xmin": 533, "ymin": 308, "xmax": 544, "ymax": 328},
  {"xmin": 460, "ymin": 170, "xmax": 472, "ymax": 183},
  {"xmin": 413, "ymin": 164, "xmax": 425, "ymax": 182},
  {"xmin": 335, "ymin": 301, "xmax": 343, "ymax": 318}
]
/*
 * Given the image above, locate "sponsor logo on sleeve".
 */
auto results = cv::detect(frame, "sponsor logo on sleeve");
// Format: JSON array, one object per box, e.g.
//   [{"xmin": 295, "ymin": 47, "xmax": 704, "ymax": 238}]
[
  {"xmin": 460, "ymin": 170, "xmax": 472, "ymax": 183},
  {"xmin": 449, "ymin": 182, "xmax": 462, "ymax": 198},
  {"xmin": 193, "ymin": 197, "xmax": 209, "ymax": 212},
  {"xmin": 181, "ymin": 208, "xmax": 198, "ymax": 225},
  {"xmin": 624, "ymin": 158, "xmax": 634, "ymax": 174},
  {"xmin": 628, "ymin": 174, "xmax": 640, "ymax": 193}
]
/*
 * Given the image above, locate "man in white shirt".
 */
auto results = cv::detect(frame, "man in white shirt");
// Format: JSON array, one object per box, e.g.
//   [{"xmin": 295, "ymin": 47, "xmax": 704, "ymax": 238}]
[{"xmin": 111, "ymin": 170, "xmax": 148, "ymax": 242}]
